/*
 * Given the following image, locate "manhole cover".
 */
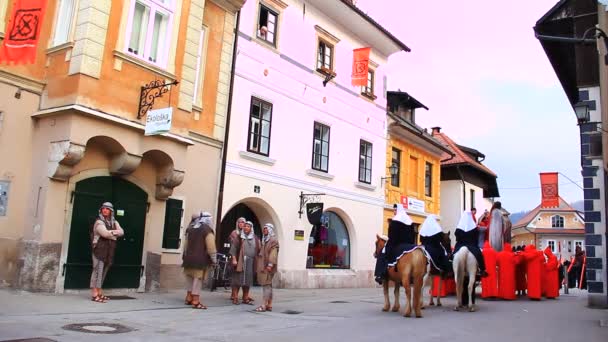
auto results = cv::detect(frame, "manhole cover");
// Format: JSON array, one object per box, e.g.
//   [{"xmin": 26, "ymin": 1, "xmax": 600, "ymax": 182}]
[
  {"xmin": 106, "ymin": 295, "xmax": 136, "ymax": 300},
  {"xmin": 1, "ymin": 339, "xmax": 58, "ymax": 342},
  {"xmin": 282, "ymin": 310, "xmax": 302, "ymax": 315},
  {"xmin": 62, "ymin": 323, "xmax": 134, "ymax": 334},
  {"xmin": 330, "ymin": 300, "xmax": 350, "ymax": 303}
]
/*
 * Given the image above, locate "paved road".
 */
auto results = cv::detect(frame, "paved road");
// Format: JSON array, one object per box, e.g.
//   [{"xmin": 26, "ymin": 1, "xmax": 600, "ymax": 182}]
[{"xmin": 0, "ymin": 287, "xmax": 606, "ymax": 342}]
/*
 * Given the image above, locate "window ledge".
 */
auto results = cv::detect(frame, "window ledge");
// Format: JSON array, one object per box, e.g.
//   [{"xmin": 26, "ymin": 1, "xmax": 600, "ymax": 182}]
[
  {"xmin": 46, "ymin": 42, "xmax": 74, "ymax": 55},
  {"xmin": 113, "ymin": 50, "xmax": 177, "ymax": 81},
  {"xmin": 306, "ymin": 169, "xmax": 334, "ymax": 180},
  {"xmin": 162, "ymin": 248, "xmax": 182, "ymax": 254},
  {"xmin": 361, "ymin": 92, "xmax": 378, "ymax": 101},
  {"xmin": 355, "ymin": 181, "xmax": 376, "ymax": 191},
  {"xmin": 253, "ymin": 36, "xmax": 280, "ymax": 54},
  {"xmin": 239, "ymin": 150, "xmax": 276, "ymax": 165},
  {"xmin": 192, "ymin": 104, "xmax": 203, "ymax": 112}
]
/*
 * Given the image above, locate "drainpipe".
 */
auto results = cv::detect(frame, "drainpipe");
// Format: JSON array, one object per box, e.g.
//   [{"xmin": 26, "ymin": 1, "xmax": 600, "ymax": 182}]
[
  {"xmin": 215, "ymin": 10, "xmax": 241, "ymax": 233},
  {"xmin": 456, "ymin": 165, "xmax": 466, "ymax": 211}
]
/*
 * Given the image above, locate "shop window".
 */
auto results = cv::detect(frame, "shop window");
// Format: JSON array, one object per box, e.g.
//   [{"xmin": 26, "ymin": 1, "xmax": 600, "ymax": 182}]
[
  {"xmin": 162, "ymin": 198, "xmax": 183, "ymax": 249},
  {"xmin": 126, "ymin": 0, "xmax": 173, "ymax": 67},
  {"xmin": 358, "ymin": 140, "xmax": 372, "ymax": 184},
  {"xmin": 0, "ymin": 180, "xmax": 9, "ymax": 216},
  {"xmin": 307, "ymin": 211, "xmax": 350, "ymax": 269},
  {"xmin": 247, "ymin": 97, "xmax": 273, "ymax": 156}
]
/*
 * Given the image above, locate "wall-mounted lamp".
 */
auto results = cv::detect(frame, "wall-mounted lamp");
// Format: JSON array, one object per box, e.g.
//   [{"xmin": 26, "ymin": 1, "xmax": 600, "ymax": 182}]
[
  {"xmin": 381, "ymin": 162, "xmax": 399, "ymax": 182},
  {"xmin": 574, "ymin": 103, "xmax": 590, "ymax": 124}
]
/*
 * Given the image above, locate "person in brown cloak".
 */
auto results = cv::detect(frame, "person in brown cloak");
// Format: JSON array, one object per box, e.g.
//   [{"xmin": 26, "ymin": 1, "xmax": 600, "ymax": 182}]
[
  {"xmin": 229, "ymin": 217, "xmax": 246, "ymax": 304},
  {"xmin": 90, "ymin": 202, "xmax": 124, "ymax": 303},
  {"xmin": 255, "ymin": 223, "xmax": 279, "ymax": 312},
  {"xmin": 230, "ymin": 220, "xmax": 260, "ymax": 305}
]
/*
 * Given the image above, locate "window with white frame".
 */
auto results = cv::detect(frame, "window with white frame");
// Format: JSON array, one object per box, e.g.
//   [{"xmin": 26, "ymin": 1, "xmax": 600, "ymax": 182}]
[
  {"xmin": 551, "ymin": 215, "xmax": 564, "ymax": 228},
  {"xmin": 192, "ymin": 26, "xmax": 207, "ymax": 105},
  {"xmin": 547, "ymin": 240, "xmax": 555, "ymax": 253},
  {"xmin": 52, "ymin": 0, "xmax": 76, "ymax": 46},
  {"xmin": 358, "ymin": 140, "xmax": 372, "ymax": 184},
  {"xmin": 126, "ymin": 0, "xmax": 173, "ymax": 66}
]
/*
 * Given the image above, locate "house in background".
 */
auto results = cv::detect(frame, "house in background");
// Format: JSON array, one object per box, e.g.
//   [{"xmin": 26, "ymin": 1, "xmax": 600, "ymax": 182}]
[
  {"xmin": 383, "ymin": 91, "xmax": 453, "ymax": 237},
  {"xmin": 219, "ymin": 0, "xmax": 409, "ymax": 288},
  {"xmin": 431, "ymin": 127, "xmax": 499, "ymax": 239}
]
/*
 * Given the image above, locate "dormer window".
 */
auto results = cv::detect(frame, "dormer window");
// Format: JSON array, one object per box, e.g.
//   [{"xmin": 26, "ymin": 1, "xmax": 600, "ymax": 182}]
[{"xmin": 551, "ymin": 215, "xmax": 564, "ymax": 228}]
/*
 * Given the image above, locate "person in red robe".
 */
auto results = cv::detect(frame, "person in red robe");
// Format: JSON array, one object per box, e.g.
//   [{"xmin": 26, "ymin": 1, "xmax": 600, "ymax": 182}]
[
  {"xmin": 523, "ymin": 245, "xmax": 543, "ymax": 300},
  {"xmin": 543, "ymin": 247, "xmax": 559, "ymax": 299},
  {"xmin": 496, "ymin": 243, "xmax": 516, "ymax": 300},
  {"xmin": 513, "ymin": 246, "xmax": 527, "ymax": 296},
  {"xmin": 481, "ymin": 240, "xmax": 498, "ymax": 299}
]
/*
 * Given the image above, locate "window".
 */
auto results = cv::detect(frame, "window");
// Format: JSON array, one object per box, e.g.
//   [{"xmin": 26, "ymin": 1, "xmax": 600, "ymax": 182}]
[
  {"xmin": 126, "ymin": 0, "xmax": 173, "ymax": 66},
  {"xmin": 589, "ymin": 134, "xmax": 603, "ymax": 157},
  {"xmin": 470, "ymin": 189, "xmax": 475, "ymax": 209},
  {"xmin": 425, "ymin": 162, "xmax": 433, "ymax": 197},
  {"xmin": 307, "ymin": 211, "xmax": 350, "ymax": 269},
  {"xmin": 361, "ymin": 69, "xmax": 375, "ymax": 98},
  {"xmin": 0, "ymin": 0, "xmax": 8, "ymax": 35},
  {"xmin": 192, "ymin": 27, "xmax": 207, "ymax": 105},
  {"xmin": 317, "ymin": 40, "xmax": 333, "ymax": 73},
  {"xmin": 312, "ymin": 122, "xmax": 330, "ymax": 172},
  {"xmin": 575, "ymin": 240, "xmax": 584, "ymax": 249},
  {"xmin": 162, "ymin": 198, "xmax": 183, "ymax": 249},
  {"xmin": 52, "ymin": 0, "xmax": 76, "ymax": 46},
  {"xmin": 551, "ymin": 215, "xmax": 564, "ymax": 228},
  {"xmin": 247, "ymin": 97, "xmax": 272, "ymax": 156},
  {"xmin": 257, "ymin": 4, "xmax": 278, "ymax": 46},
  {"xmin": 391, "ymin": 148, "xmax": 401, "ymax": 187},
  {"xmin": 547, "ymin": 240, "xmax": 555, "ymax": 253},
  {"xmin": 0, "ymin": 180, "xmax": 9, "ymax": 216},
  {"xmin": 358, "ymin": 140, "xmax": 372, "ymax": 184}
]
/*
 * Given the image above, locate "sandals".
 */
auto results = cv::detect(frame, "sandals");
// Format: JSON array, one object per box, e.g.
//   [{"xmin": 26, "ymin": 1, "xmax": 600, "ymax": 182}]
[
  {"xmin": 192, "ymin": 302, "xmax": 207, "ymax": 310},
  {"xmin": 266, "ymin": 306, "xmax": 272, "ymax": 312},
  {"xmin": 185, "ymin": 299, "xmax": 193, "ymax": 305},
  {"xmin": 242, "ymin": 298, "xmax": 254, "ymax": 305},
  {"xmin": 91, "ymin": 295, "xmax": 106, "ymax": 303},
  {"xmin": 99, "ymin": 294, "xmax": 110, "ymax": 301},
  {"xmin": 254, "ymin": 306, "xmax": 267, "ymax": 312},
  {"xmin": 232, "ymin": 298, "xmax": 240, "ymax": 305}
]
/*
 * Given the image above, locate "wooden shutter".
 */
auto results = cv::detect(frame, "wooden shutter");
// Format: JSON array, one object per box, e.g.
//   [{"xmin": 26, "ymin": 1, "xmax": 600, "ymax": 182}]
[{"xmin": 162, "ymin": 198, "xmax": 183, "ymax": 249}]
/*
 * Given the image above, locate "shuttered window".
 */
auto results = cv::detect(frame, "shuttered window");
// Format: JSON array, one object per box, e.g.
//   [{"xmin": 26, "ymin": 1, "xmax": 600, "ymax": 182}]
[{"xmin": 162, "ymin": 198, "xmax": 183, "ymax": 249}]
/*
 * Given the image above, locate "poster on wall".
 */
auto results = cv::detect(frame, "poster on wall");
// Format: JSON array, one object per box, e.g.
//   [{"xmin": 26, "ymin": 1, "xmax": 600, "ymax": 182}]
[{"xmin": 0, "ymin": 181, "xmax": 10, "ymax": 216}]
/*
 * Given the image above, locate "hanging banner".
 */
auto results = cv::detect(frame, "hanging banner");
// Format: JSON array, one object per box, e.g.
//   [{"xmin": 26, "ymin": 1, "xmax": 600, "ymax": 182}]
[
  {"xmin": 144, "ymin": 107, "xmax": 173, "ymax": 136},
  {"xmin": 306, "ymin": 202, "xmax": 323, "ymax": 225},
  {"xmin": 540, "ymin": 172, "xmax": 559, "ymax": 208},
  {"xmin": 0, "ymin": 0, "xmax": 49, "ymax": 64},
  {"xmin": 351, "ymin": 47, "xmax": 371, "ymax": 86}
]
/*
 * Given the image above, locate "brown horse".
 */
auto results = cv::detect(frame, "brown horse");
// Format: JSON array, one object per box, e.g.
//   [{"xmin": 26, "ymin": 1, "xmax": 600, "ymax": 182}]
[
  {"xmin": 374, "ymin": 234, "xmax": 428, "ymax": 318},
  {"xmin": 422, "ymin": 231, "xmax": 452, "ymax": 307}
]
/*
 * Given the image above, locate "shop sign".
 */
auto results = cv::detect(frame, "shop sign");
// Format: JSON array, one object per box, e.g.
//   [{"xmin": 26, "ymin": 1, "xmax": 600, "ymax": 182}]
[
  {"xmin": 294, "ymin": 230, "xmax": 305, "ymax": 241},
  {"xmin": 144, "ymin": 107, "xmax": 172, "ymax": 136},
  {"xmin": 400, "ymin": 195, "xmax": 425, "ymax": 213},
  {"xmin": 306, "ymin": 202, "xmax": 324, "ymax": 225}
]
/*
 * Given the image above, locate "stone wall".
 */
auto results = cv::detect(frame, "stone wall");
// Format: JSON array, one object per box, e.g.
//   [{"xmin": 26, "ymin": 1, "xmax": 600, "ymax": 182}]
[{"xmin": 17, "ymin": 241, "xmax": 61, "ymax": 292}]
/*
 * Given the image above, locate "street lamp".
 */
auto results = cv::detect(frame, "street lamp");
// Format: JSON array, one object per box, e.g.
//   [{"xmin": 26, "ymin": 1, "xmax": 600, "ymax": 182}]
[
  {"xmin": 382, "ymin": 162, "xmax": 399, "ymax": 182},
  {"xmin": 574, "ymin": 103, "xmax": 590, "ymax": 124}
]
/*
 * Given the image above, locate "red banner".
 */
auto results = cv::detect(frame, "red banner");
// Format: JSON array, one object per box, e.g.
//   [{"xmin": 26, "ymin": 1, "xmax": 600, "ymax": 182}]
[
  {"xmin": 351, "ymin": 47, "xmax": 371, "ymax": 86},
  {"xmin": 540, "ymin": 172, "xmax": 559, "ymax": 208},
  {"xmin": 0, "ymin": 0, "xmax": 48, "ymax": 64}
]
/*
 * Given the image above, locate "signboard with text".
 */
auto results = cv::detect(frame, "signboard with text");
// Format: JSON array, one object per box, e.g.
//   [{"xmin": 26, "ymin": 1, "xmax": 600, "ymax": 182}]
[
  {"xmin": 144, "ymin": 107, "xmax": 173, "ymax": 136},
  {"xmin": 400, "ymin": 195, "xmax": 425, "ymax": 213}
]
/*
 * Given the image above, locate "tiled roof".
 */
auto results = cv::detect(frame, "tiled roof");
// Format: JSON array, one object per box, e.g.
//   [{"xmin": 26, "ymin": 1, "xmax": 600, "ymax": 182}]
[
  {"xmin": 512, "ymin": 196, "xmax": 578, "ymax": 228},
  {"xmin": 531, "ymin": 229, "xmax": 585, "ymax": 235},
  {"xmin": 431, "ymin": 131, "xmax": 497, "ymax": 177}
]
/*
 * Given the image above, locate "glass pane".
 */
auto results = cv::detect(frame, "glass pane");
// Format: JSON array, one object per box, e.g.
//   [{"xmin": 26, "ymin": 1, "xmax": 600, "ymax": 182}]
[
  {"xmin": 321, "ymin": 156, "xmax": 328, "ymax": 171},
  {"xmin": 366, "ymin": 144, "xmax": 372, "ymax": 157},
  {"xmin": 128, "ymin": 2, "xmax": 150, "ymax": 55},
  {"xmin": 261, "ymin": 120, "xmax": 270, "ymax": 138},
  {"xmin": 251, "ymin": 101, "xmax": 261, "ymax": 118},
  {"xmin": 366, "ymin": 169, "xmax": 371, "ymax": 182},
  {"xmin": 262, "ymin": 104, "xmax": 271, "ymax": 121},
  {"xmin": 267, "ymin": 32, "xmax": 275, "ymax": 43},
  {"xmin": 261, "ymin": 137, "xmax": 269, "ymax": 154},
  {"xmin": 322, "ymin": 142, "xmax": 329, "ymax": 156},
  {"xmin": 322, "ymin": 126, "xmax": 329, "ymax": 141},
  {"xmin": 314, "ymin": 141, "xmax": 321, "ymax": 154},
  {"xmin": 149, "ymin": 11, "xmax": 168, "ymax": 63},
  {"xmin": 313, "ymin": 155, "xmax": 321, "ymax": 169},
  {"xmin": 53, "ymin": 0, "xmax": 75, "ymax": 46},
  {"xmin": 314, "ymin": 125, "xmax": 321, "ymax": 139},
  {"xmin": 249, "ymin": 132, "xmax": 258, "ymax": 151}
]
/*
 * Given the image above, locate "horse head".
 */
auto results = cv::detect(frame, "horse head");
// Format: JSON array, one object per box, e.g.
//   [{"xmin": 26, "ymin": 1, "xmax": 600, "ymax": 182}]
[
  {"xmin": 440, "ymin": 231, "xmax": 452, "ymax": 256},
  {"xmin": 374, "ymin": 234, "xmax": 387, "ymax": 258}
]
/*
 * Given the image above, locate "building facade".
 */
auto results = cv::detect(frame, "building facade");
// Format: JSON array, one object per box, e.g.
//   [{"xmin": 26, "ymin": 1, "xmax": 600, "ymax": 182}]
[
  {"xmin": 0, "ymin": 0, "xmax": 245, "ymax": 292},
  {"xmin": 220, "ymin": 0, "xmax": 409, "ymax": 288},
  {"xmin": 535, "ymin": 0, "xmax": 607, "ymax": 308},
  {"xmin": 431, "ymin": 127, "xmax": 499, "ymax": 239},
  {"xmin": 382, "ymin": 91, "xmax": 451, "ymax": 235}
]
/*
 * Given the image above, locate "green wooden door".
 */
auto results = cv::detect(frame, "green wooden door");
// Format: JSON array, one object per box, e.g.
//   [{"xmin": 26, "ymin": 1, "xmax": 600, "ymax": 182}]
[{"xmin": 64, "ymin": 176, "xmax": 148, "ymax": 289}]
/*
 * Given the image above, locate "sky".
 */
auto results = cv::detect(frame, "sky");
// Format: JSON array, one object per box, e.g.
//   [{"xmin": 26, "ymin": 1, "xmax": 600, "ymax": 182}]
[{"xmin": 356, "ymin": 0, "xmax": 584, "ymax": 212}]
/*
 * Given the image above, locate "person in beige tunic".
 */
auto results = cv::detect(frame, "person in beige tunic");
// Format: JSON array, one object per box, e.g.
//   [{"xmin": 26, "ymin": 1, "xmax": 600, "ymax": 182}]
[
  {"xmin": 255, "ymin": 223, "xmax": 279, "ymax": 312},
  {"xmin": 182, "ymin": 212, "xmax": 217, "ymax": 309}
]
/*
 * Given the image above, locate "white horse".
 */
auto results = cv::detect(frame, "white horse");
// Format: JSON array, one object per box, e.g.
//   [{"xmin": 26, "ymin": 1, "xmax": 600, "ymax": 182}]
[{"xmin": 452, "ymin": 246, "xmax": 478, "ymax": 312}]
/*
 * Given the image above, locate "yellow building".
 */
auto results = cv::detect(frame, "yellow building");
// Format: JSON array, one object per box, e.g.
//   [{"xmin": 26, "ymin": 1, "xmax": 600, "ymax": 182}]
[
  {"xmin": 0, "ymin": 0, "xmax": 245, "ymax": 292},
  {"xmin": 383, "ymin": 91, "xmax": 452, "ymax": 236}
]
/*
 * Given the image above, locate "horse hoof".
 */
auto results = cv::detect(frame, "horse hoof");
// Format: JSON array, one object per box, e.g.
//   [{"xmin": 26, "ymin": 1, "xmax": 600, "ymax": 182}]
[
  {"xmin": 416, "ymin": 313, "xmax": 423, "ymax": 318},
  {"xmin": 429, "ymin": 302, "xmax": 435, "ymax": 306},
  {"xmin": 421, "ymin": 306, "xmax": 425, "ymax": 310},
  {"xmin": 404, "ymin": 313, "xmax": 411, "ymax": 318},
  {"xmin": 382, "ymin": 307, "xmax": 389, "ymax": 312},
  {"xmin": 453, "ymin": 306, "xmax": 460, "ymax": 312},
  {"xmin": 391, "ymin": 307, "xmax": 399, "ymax": 312},
  {"xmin": 437, "ymin": 303, "xmax": 442, "ymax": 307},
  {"xmin": 469, "ymin": 306, "xmax": 476, "ymax": 312}
]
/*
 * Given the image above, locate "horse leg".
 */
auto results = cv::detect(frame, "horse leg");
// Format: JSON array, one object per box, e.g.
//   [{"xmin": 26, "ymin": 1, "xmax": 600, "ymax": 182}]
[
  {"xmin": 382, "ymin": 278, "xmax": 390, "ymax": 312},
  {"xmin": 413, "ymin": 261, "xmax": 425, "ymax": 318},
  {"xmin": 391, "ymin": 282, "xmax": 400, "ymax": 312},
  {"xmin": 423, "ymin": 271, "xmax": 433, "ymax": 307},
  {"xmin": 468, "ymin": 268, "xmax": 477, "ymax": 312},
  {"xmin": 453, "ymin": 256, "xmax": 464, "ymax": 311},
  {"xmin": 402, "ymin": 265, "xmax": 412, "ymax": 317},
  {"xmin": 436, "ymin": 275, "xmax": 443, "ymax": 307}
]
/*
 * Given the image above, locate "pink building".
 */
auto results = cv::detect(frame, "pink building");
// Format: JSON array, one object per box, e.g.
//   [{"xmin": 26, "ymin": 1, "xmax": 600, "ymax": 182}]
[{"xmin": 219, "ymin": 0, "xmax": 410, "ymax": 288}]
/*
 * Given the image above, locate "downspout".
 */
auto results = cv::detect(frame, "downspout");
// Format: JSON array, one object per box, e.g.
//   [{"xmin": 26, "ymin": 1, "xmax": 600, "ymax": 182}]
[
  {"xmin": 456, "ymin": 165, "xmax": 466, "ymax": 211},
  {"xmin": 215, "ymin": 10, "xmax": 241, "ymax": 235}
]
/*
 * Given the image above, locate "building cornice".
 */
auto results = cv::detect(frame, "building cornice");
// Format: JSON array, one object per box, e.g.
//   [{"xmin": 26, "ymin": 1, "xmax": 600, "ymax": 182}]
[{"xmin": 0, "ymin": 69, "xmax": 46, "ymax": 94}]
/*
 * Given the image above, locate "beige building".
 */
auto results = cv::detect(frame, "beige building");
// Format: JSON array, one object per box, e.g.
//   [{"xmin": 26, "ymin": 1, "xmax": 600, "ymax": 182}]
[{"xmin": 0, "ymin": 0, "xmax": 245, "ymax": 292}]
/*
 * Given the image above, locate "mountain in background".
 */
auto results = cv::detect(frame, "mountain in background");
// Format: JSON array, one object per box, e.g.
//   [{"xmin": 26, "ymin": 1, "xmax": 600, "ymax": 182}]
[{"xmin": 508, "ymin": 200, "xmax": 585, "ymax": 225}]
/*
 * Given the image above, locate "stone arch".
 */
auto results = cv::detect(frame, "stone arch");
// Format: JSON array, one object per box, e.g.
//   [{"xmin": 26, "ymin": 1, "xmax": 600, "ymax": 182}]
[{"xmin": 142, "ymin": 149, "xmax": 184, "ymax": 200}]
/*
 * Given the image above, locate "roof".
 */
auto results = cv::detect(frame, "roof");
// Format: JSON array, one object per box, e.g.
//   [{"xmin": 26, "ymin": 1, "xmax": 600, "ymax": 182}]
[
  {"xmin": 338, "ymin": 0, "xmax": 411, "ymax": 53},
  {"xmin": 387, "ymin": 91, "xmax": 429, "ymax": 110},
  {"xmin": 387, "ymin": 113, "xmax": 453, "ymax": 156},
  {"xmin": 529, "ymin": 228, "xmax": 585, "ymax": 235},
  {"xmin": 512, "ymin": 196, "xmax": 583, "ymax": 228},
  {"xmin": 431, "ymin": 130, "xmax": 497, "ymax": 177}
]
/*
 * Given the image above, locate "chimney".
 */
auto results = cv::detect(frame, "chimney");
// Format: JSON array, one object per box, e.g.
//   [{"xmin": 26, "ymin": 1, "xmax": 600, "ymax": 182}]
[
  {"xmin": 431, "ymin": 127, "xmax": 441, "ymax": 135},
  {"xmin": 540, "ymin": 172, "xmax": 559, "ymax": 208}
]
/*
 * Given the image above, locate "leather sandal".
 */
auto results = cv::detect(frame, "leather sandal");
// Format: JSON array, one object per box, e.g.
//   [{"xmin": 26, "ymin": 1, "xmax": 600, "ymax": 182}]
[
  {"xmin": 91, "ymin": 295, "xmax": 106, "ymax": 303},
  {"xmin": 192, "ymin": 302, "xmax": 207, "ymax": 310}
]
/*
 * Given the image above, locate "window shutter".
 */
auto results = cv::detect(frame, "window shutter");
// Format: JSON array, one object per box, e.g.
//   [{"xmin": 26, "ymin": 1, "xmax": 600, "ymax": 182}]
[{"xmin": 162, "ymin": 198, "xmax": 183, "ymax": 249}]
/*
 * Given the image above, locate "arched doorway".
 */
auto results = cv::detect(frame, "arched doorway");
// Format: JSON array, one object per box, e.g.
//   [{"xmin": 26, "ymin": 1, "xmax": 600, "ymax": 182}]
[
  {"xmin": 218, "ymin": 203, "xmax": 261, "ymax": 254},
  {"xmin": 307, "ymin": 211, "xmax": 350, "ymax": 269},
  {"xmin": 64, "ymin": 176, "xmax": 148, "ymax": 289}
]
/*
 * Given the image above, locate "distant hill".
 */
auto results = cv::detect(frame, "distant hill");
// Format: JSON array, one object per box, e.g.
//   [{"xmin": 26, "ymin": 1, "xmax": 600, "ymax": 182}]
[{"xmin": 570, "ymin": 200, "xmax": 584, "ymax": 212}]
